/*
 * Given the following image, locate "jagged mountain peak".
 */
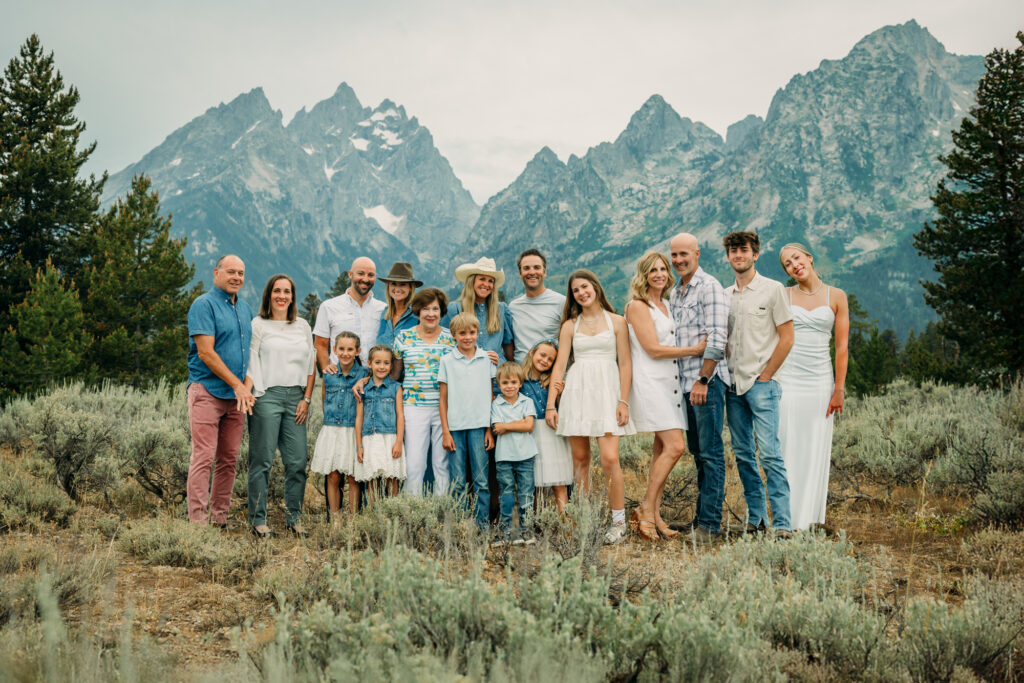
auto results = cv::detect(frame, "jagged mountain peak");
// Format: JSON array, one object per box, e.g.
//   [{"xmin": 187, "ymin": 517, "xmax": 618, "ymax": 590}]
[
  {"xmin": 851, "ymin": 19, "xmax": 947, "ymax": 59},
  {"xmin": 219, "ymin": 87, "xmax": 277, "ymax": 121}
]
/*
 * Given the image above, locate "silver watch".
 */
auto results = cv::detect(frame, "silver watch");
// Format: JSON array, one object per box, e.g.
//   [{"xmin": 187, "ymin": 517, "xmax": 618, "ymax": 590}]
[{"xmin": 302, "ymin": 397, "xmax": 311, "ymax": 404}]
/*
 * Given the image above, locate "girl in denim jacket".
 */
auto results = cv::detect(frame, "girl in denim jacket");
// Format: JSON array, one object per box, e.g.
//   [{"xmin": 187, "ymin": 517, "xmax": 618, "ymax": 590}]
[
  {"xmin": 355, "ymin": 345, "xmax": 405, "ymax": 506},
  {"xmin": 311, "ymin": 332, "xmax": 368, "ymax": 521}
]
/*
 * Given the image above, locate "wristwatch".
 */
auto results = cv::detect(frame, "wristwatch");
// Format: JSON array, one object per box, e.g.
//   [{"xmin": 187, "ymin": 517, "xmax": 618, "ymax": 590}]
[
  {"xmin": 698, "ymin": 376, "xmax": 710, "ymax": 385},
  {"xmin": 302, "ymin": 396, "xmax": 311, "ymax": 404}
]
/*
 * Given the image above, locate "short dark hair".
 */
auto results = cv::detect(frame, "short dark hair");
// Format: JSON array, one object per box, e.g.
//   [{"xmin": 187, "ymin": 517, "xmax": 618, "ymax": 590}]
[
  {"xmin": 410, "ymin": 287, "xmax": 448, "ymax": 317},
  {"xmin": 259, "ymin": 273, "xmax": 297, "ymax": 322},
  {"xmin": 517, "ymin": 248, "xmax": 547, "ymax": 270},
  {"xmin": 722, "ymin": 231, "xmax": 760, "ymax": 254}
]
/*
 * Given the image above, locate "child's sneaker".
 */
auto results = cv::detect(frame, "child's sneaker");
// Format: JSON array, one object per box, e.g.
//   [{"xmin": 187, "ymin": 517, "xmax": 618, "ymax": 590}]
[
  {"xmin": 510, "ymin": 529, "xmax": 526, "ymax": 546},
  {"xmin": 491, "ymin": 530, "xmax": 512, "ymax": 547},
  {"xmin": 520, "ymin": 527, "xmax": 537, "ymax": 545},
  {"xmin": 603, "ymin": 522, "xmax": 627, "ymax": 545}
]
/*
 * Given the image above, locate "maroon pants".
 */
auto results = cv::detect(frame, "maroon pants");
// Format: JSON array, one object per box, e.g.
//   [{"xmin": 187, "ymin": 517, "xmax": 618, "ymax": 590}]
[{"xmin": 187, "ymin": 383, "xmax": 245, "ymax": 524}]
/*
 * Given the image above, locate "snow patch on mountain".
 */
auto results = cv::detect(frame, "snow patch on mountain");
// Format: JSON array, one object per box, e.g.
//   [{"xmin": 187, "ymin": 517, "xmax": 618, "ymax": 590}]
[
  {"xmin": 350, "ymin": 137, "xmax": 369, "ymax": 151},
  {"xmin": 363, "ymin": 205, "xmax": 405, "ymax": 235}
]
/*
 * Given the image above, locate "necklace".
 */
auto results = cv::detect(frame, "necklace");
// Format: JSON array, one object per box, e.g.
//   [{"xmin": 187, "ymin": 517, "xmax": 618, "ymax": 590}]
[{"xmin": 797, "ymin": 280, "xmax": 824, "ymax": 296}]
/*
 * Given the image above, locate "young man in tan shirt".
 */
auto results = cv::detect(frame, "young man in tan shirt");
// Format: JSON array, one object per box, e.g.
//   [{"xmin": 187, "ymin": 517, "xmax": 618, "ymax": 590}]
[{"xmin": 723, "ymin": 231, "xmax": 794, "ymax": 535}]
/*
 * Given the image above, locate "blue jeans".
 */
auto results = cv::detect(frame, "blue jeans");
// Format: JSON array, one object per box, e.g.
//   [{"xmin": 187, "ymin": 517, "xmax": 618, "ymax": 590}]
[
  {"xmin": 448, "ymin": 428, "xmax": 490, "ymax": 529},
  {"xmin": 726, "ymin": 379, "xmax": 791, "ymax": 530},
  {"xmin": 496, "ymin": 458, "xmax": 535, "ymax": 532},
  {"xmin": 683, "ymin": 377, "xmax": 727, "ymax": 533}
]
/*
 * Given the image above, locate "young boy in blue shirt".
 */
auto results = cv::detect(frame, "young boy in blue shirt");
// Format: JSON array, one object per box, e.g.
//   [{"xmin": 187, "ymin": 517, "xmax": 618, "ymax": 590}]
[
  {"xmin": 491, "ymin": 361, "xmax": 538, "ymax": 545},
  {"xmin": 438, "ymin": 312, "xmax": 496, "ymax": 530}
]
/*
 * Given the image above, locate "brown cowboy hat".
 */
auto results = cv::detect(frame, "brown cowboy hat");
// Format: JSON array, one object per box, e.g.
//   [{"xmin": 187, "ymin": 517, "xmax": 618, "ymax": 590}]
[{"xmin": 380, "ymin": 262, "xmax": 423, "ymax": 287}]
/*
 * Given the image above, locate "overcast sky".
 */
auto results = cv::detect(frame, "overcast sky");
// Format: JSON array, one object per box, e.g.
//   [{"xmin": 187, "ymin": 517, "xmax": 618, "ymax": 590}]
[{"xmin": 2, "ymin": 1, "xmax": 1021, "ymax": 203}]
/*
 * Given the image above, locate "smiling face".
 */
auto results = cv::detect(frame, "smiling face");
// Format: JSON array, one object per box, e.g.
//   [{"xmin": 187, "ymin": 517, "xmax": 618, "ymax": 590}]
[
  {"xmin": 780, "ymin": 247, "xmax": 814, "ymax": 283},
  {"xmin": 269, "ymin": 278, "xmax": 292, "ymax": 318},
  {"xmin": 669, "ymin": 234, "xmax": 699, "ymax": 282},
  {"xmin": 348, "ymin": 257, "xmax": 377, "ymax": 297},
  {"xmin": 454, "ymin": 326, "xmax": 479, "ymax": 353},
  {"xmin": 727, "ymin": 243, "xmax": 759, "ymax": 275},
  {"xmin": 518, "ymin": 255, "xmax": 546, "ymax": 293},
  {"xmin": 418, "ymin": 300, "xmax": 441, "ymax": 330},
  {"xmin": 213, "ymin": 256, "xmax": 245, "ymax": 295},
  {"xmin": 388, "ymin": 282, "xmax": 411, "ymax": 305},
  {"xmin": 369, "ymin": 350, "xmax": 392, "ymax": 379},
  {"xmin": 472, "ymin": 274, "xmax": 495, "ymax": 303},
  {"xmin": 499, "ymin": 375, "xmax": 522, "ymax": 399},
  {"xmin": 334, "ymin": 336, "xmax": 359, "ymax": 371},
  {"xmin": 646, "ymin": 257, "xmax": 671, "ymax": 294},
  {"xmin": 531, "ymin": 343, "xmax": 556, "ymax": 374},
  {"xmin": 570, "ymin": 277, "xmax": 597, "ymax": 308}
]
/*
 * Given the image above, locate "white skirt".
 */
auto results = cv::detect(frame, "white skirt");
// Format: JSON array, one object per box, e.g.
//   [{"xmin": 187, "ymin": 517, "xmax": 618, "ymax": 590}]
[
  {"xmin": 533, "ymin": 419, "xmax": 573, "ymax": 486},
  {"xmin": 355, "ymin": 433, "xmax": 406, "ymax": 481},
  {"xmin": 557, "ymin": 359, "xmax": 637, "ymax": 437},
  {"xmin": 310, "ymin": 426, "xmax": 357, "ymax": 475}
]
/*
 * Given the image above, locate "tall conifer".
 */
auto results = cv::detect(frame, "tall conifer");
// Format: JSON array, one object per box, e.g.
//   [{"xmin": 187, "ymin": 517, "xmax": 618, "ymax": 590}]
[
  {"xmin": 914, "ymin": 32, "xmax": 1024, "ymax": 379},
  {"xmin": 0, "ymin": 35, "xmax": 105, "ymax": 318},
  {"xmin": 82, "ymin": 175, "xmax": 201, "ymax": 385}
]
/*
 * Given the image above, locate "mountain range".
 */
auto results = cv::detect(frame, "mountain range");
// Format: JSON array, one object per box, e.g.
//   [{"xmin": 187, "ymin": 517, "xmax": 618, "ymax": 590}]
[{"xmin": 104, "ymin": 20, "xmax": 984, "ymax": 335}]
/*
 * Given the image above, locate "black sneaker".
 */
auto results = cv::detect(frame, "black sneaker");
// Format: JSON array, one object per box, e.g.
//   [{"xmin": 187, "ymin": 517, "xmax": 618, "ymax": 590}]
[
  {"xmin": 668, "ymin": 518, "xmax": 698, "ymax": 532},
  {"xmin": 511, "ymin": 529, "xmax": 526, "ymax": 546}
]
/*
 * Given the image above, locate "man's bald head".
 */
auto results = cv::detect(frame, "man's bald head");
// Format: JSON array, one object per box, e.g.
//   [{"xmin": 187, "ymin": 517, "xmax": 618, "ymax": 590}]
[
  {"xmin": 669, "ymin": 233, "xmax": 700, "ymax": 283},
  {"xmin": 348, "ymin": 256, "xmax": 378, "ymax": 300},
  {"xmin": 213, "ymin": 254, "xmax": 245, "ymax": 295}
]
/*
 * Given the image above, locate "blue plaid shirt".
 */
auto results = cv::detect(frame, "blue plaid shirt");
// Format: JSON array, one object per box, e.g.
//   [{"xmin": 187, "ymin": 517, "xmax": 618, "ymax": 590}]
[{"xmin": 669, "ymin": 267, "xmax": 730, "ymax": 389}]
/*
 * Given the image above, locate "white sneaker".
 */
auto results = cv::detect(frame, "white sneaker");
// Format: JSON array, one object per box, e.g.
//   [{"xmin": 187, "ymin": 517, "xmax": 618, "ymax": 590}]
[{"xmin": 603, "ymin": 522, "xmax": 627, "ymax": 545}]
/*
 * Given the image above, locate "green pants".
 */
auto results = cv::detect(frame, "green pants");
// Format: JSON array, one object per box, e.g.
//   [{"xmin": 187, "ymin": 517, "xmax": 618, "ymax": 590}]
[{"xmin": 248, "ymin": 385, "xmax": 308, "ymax": 526}]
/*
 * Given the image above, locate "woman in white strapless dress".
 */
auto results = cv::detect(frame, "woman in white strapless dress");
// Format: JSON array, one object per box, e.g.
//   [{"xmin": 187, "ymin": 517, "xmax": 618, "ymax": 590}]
[
  {"xmin": 624, "ymin": 252, "xmax": 707, "ymax": 540},
  {"xmin": 547, "ymin": 269, "xmax": 635, "ymax": 545},
  {"xmin": 776, "ymin": 244, "xmax": 849, "ymax": 531}
]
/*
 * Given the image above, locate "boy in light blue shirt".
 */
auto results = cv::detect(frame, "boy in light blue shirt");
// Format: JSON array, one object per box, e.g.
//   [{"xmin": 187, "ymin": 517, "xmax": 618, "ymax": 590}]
[
  {"xmin": 490, "ymin": 361, "xmax": 537, "ymax": 545},
  {"xmin": 439, "ymin": 313, "xmax": 496, "ymax": 530}
]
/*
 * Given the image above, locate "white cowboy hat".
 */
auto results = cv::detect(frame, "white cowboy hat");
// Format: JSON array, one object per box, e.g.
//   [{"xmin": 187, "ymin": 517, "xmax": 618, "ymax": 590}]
[{"xmin": 454, "ymin": 256, "xmax": 505, "ymax": 289}]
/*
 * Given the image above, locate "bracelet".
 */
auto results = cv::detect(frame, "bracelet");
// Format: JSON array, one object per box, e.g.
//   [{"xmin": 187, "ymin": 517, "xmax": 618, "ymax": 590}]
[
  {"xmin": 545, "ymin": 407, "xmax": 556, "ymax": 412},
  {"xmin": 617, "ymin": 399, "xmax": 629, "ymax": 407}
]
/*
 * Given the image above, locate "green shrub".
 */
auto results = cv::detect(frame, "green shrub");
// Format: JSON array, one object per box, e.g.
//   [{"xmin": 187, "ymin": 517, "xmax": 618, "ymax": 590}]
[
  {"xmin": 119, "ymin": 517, "xmax": 266, "ymax": 581},
  {"xmin": 0, "ymin": 547, "xmax": 114, "ymax": 622},
  {"xmin": 960, "ymin": 529, "xmax": 1024, "ymax": 578},
  {"xmin": 344, "ymin": 493, "xmax": 486, "ymax": 561},
  {"xmin": 0, "ymin": 460, "xmax": 76, "ymax": 531}
]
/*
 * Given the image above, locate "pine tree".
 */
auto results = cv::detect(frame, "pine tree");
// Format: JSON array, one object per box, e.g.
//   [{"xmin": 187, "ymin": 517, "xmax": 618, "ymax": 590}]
[
  {"xmin": 324, "ymin": 272, "xmax": 350, "ymax": 299},
  {"xmin": 0, "ymin": 261, "xmax": 90, "ymax": 399},
  {"xmin": 913, "ymin": 32, "xmax": 1024, "ymax": 380},
  {"xmin": 0, "ymin": 35, "xmax": 105, "ymax": 318},
  {"xmin": 300, "ymin": 292, "xmax": 322, "ymax": 328},
  {"xmin": 81, "ymin": 175, "xmax": 201, "ymax": 385}
]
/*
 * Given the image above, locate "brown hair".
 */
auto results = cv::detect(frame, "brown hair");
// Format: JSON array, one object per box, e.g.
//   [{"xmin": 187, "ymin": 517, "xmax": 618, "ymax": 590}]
[
  {"xmin": 496, "ymin": 361, "xmax": 527, "ymax": 384},
  {"xmin": 722, "ymin": 231, "xmax": 760, "ymax": 254},
  {"xmin": 627, "ymin": 252, "xmax": 674, "ymax": 306},
  {"xmin": 448, "ymin": 311, "xmax": 480, "ymax": 334},
  {"xmin": 259, "ymin": 273, "xmax": 297, "ymax": 322},
  {"xmin": 385, "ymin": 281, "xmax": 416, "ymax": 320},
  {"xmin": 410, "ymin": 287, "xmax": 448, "ymax": 317},
  {"xmin": 367, "ymin": 344, "xmax": 394, "ymax": 364},
  {"xmin": 561, "ymin": 269, "xmax": 615, "ymax": 323}
]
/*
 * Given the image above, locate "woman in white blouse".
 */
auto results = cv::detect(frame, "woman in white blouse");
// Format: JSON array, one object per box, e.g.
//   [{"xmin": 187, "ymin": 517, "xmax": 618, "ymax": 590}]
[{"xmin": 245, "ymin": 274, "xmax": 316, "ymax": 537}]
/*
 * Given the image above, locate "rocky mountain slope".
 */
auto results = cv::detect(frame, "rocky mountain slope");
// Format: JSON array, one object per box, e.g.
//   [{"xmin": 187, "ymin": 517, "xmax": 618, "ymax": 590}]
[
  {"xmin": 103, "ymin": 84, "xmax": 479, "ymax": 301},
  {"xmin": 467, "ymin": 21, "xmax": 984, "ymax": 334}
]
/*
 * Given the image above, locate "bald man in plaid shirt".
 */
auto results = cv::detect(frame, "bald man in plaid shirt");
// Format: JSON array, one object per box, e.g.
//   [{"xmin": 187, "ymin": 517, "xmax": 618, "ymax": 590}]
[{"xmin": 668, "ymin": 233, "xmax": 730, "ymax": 538}]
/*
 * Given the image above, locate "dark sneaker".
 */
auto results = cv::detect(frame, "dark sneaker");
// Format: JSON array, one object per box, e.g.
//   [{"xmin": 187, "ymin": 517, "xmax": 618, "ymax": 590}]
[
  {"xmin": 491, "ymin": 531, "xmax": 512, "ymax": 547},
  {"xmin": 520, "ymin": 528, "xmax": 537, "ymax": 545},
  {"xmin": 774, "ymin": 529, "xmax": 793, "ymax": 540},
  {"xmin": 668, "ymin": 518, "xmax": 698, "ymax": 532},
  {"xmin": 693, "ymin": 527, "xmax": 720, "ymax": 543},
  {"xmin": 511, "ymin": 529, "xmax": 526, "ymax": 546}
]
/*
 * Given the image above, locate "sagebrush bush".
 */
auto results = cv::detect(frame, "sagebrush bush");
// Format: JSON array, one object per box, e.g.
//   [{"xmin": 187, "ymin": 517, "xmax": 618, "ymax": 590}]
[
  {"xmin": 0, "ymin": 546, "xmax": 114, "ymax": 622},
  {"xmin": 0, "ymin": 459, "xmax": 77, "ymax": 531},
  {"xmin": 832, "ymin": 380, "xmax": 1024, "ymax": 526},
  {"xmin": 119, "ymin": 516, "xmax": 266, "ymax": 581}
]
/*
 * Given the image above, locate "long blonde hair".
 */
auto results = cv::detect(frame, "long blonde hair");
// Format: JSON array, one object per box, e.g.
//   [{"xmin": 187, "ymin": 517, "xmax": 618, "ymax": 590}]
[
  {"xmin": 457, "ymin": 274, "xmax": 501, "ymax": 334},
  {"xmin": 521, "ymin": 340, "xmax": 557, "ymax": 389},
  {"xmin": 627, "ymin": 252, "xmax": 674, "ymax": 306}
]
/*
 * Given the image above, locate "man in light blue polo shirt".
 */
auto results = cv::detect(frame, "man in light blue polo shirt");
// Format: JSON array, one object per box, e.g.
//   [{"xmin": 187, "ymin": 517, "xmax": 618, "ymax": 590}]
[
  {"xmin": 438, "ymin": 313, "xmax": 496, "ymax": 529},
  {"xmin": 186, "ymin": 254, "xmax": 254, "ymax": 526},
  {"xmin": 509, "ymin": 249, "xmax": 566, "ymax": 363}
]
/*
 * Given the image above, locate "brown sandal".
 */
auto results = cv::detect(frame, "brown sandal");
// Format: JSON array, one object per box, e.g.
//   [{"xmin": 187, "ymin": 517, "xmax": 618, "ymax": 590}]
[
  {"xmin": 630, "ymin": 505, "xmax": 659, "ymax": 541},
  {"xmin": 656, "ymin": 519, "xmax": 680, "ymax": 539}
]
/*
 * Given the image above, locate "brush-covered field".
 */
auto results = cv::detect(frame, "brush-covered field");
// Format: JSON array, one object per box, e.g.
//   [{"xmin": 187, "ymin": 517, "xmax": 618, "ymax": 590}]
[{"xmin": 1, "ymin": 380, "xmax": 1023, "ymax": 681}]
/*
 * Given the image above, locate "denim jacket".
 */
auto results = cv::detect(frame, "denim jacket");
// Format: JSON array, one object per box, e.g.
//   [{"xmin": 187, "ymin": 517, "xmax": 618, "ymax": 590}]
[
  {"xmin": 323, "ymin": 365, "xmax": 369, "ymax": 427},
  {"xmin": 520, "ymin": 379, "xmax": 549, "ymax": 419},
  {"xmin": 361, "ymin": 377, "xmax": 401, "ymax": 436}
]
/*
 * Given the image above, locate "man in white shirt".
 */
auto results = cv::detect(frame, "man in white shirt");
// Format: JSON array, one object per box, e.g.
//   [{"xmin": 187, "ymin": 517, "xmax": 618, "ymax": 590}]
[
  {"xmin": 313, "ymin": 257, "xmax": 387, "ymax": 368},
  {"xmin": 508, "ymin": 249, "xmax": 566, "ymax": 363},
  {"xmin": 723, "ymin": 231, "xmax": 794, "ymax": 535}
]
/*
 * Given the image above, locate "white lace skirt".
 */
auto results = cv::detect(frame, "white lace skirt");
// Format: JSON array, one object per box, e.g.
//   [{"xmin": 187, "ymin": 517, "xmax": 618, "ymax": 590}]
[
  {"xmin": 354, "ymin": 433, "xmax": 406, "ymax": 481},
  {"xmin": 533, "ymin": 419, "xmax": 573, "ymax": 486},
  {"xmin": 310, "ymin": 426, "xmax": 357, "ymax": 476}
]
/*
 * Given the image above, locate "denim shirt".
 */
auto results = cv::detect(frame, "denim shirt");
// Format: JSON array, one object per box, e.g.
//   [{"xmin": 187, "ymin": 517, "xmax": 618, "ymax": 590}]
[
  {"xmin": 376, "ymin": 306, "xmax": 418, "ymax": 351},
  {"xmin": 323, "ymin": 365, "xmax": 369, "ymax": 427},
  {"xmin": 361, "ymin": 377, "xmax": 401, "ymax": 436},
  {"xmin": 442, "ymin": 301, "xmax": 515, "ymax": 356},
  {"xmin": 187, "ymin": 286, "xmax": 253, "ymax": 399},
  {"xmin": 520, "ymin": 379, "xmax": 549, "ymax": 419}
]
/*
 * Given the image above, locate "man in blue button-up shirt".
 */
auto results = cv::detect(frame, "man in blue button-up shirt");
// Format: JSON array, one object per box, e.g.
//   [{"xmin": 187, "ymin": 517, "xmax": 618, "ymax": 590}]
[{"xmin": 185, "ymin": 255, "xmax": 254, "ymax": 526}]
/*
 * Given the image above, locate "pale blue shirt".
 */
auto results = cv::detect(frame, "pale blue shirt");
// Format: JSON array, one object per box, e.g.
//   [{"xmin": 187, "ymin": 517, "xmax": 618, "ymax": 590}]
[
  {"xmin": 490, "ymin": 394, "xmax": 537, "ymax": 462},
  {"xmin": 437, "ymin": 346, "xmax": 496, "ymax": 430},
  {"xmin": 509, "ymin": 288, "xmax": 566, "ymax": 363}
]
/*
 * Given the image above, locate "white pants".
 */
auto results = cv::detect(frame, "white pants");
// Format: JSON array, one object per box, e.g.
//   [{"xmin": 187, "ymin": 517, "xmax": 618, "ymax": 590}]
[{"xmin": 403, "ymin": 404, "xmax": 448, "ymax": 496}]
